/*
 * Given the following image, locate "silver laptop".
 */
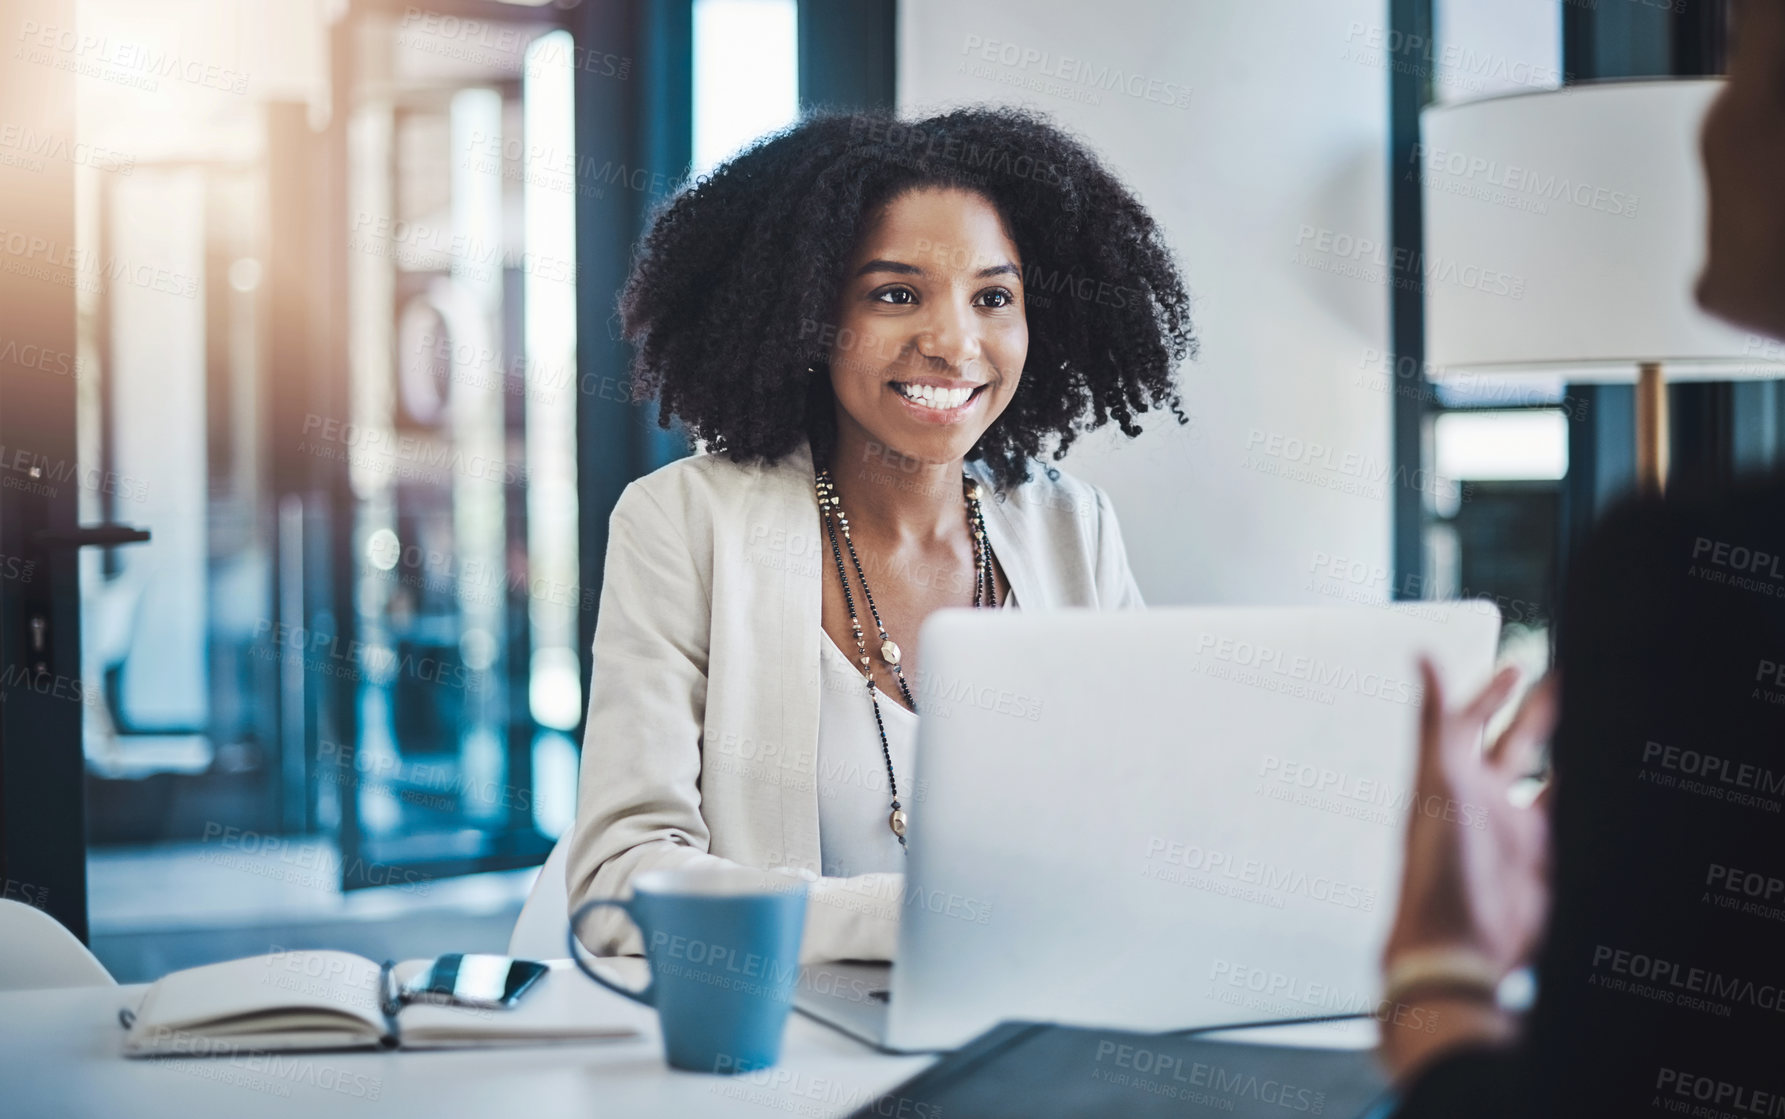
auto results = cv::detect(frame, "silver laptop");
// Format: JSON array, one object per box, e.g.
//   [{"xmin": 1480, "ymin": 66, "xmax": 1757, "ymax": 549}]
[{"xmin": 794, "ymin": 603, "xmax": 1503, "ymax": 1053}]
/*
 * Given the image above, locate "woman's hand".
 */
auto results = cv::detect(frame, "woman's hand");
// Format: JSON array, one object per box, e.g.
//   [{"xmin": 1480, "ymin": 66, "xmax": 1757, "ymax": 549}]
[{"xmin": 1379, "ymin": 658, "xmax": 1558, "ymax": 1082}]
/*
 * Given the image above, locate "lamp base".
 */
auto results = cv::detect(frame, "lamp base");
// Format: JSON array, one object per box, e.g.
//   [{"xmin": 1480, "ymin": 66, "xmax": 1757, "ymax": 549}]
[{"xmin": 1636, "ymin": 361, "xmax": 1668, "ymax": 495}]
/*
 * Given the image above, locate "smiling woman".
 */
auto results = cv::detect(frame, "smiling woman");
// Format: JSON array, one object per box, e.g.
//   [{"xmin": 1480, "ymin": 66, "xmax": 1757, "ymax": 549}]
[{"xmin": 567, "ymin": 106, "xmax": 1196, "ymax": 964}]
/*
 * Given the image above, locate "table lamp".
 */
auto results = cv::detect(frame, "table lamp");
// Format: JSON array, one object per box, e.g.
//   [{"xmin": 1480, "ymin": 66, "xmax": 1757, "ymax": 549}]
[{"xmin": 1421, "ymin": 78, "xmax": 1785, "ymax": 493}]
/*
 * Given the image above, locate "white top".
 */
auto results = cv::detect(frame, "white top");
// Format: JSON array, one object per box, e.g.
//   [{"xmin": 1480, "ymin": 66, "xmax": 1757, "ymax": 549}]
[
  {"xmin": 815, "ymin": 637, "xmax": 916, "ymax": 878},
  {"xmin": 816, "ymin": 589, "xmax": 1017, "ymax": 878}
]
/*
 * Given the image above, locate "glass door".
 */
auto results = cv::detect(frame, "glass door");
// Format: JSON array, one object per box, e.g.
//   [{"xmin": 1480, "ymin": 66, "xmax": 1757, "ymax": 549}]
[{"xmin": 330, "ymin": 8, "xmax": 583, "ymax": 885}]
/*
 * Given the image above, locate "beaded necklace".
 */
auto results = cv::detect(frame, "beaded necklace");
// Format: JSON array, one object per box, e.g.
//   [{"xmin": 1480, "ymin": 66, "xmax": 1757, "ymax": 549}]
[{"xmin": 814, "ymin": 463, "xmax": 995, "ymax": 847}]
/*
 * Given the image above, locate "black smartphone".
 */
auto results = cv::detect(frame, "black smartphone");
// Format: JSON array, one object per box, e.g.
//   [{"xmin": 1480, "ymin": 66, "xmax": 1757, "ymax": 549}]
[{"xmin": 401, "ymin": 954, "xmax": 549, "ymax": 1010}]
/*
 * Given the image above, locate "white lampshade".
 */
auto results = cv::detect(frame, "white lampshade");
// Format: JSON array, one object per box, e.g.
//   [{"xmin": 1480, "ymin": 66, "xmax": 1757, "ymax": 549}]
[{"xmin": 1421, "ymin": 79, "xmax": 1785, "ymax": 384}]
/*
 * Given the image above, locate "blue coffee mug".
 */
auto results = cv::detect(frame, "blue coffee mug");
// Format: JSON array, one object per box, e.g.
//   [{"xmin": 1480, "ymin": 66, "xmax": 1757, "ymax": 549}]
[{"xmin": 568, "ymin": 867, "xmax": 808, "ymax": 1073}]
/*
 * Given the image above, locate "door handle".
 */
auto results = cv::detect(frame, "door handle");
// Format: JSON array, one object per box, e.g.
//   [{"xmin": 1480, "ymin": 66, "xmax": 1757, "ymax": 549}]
[
  {"xmin": 32, "ymin": 524, "xmax": 152, "ymax": 548},
  {"xmin": 18, "ymin": 525, "xmax": 151, "ymax": 678}
]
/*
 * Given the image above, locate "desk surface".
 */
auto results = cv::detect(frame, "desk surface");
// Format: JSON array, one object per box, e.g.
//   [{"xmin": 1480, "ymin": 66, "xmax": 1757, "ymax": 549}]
[
  {"xmin": 0, "ymin": 969, "xmax": 1378, "ymax": 1118},
  {"xmin": 0, "ymin": 975, "xmax": 932, "ymax": 1119}
]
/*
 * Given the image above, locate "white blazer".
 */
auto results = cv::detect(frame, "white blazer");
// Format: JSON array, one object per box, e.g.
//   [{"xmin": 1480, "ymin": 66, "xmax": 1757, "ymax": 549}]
[{"xmin": 566, "ymin": 435, "xmax": 1144, "ymax": 962}]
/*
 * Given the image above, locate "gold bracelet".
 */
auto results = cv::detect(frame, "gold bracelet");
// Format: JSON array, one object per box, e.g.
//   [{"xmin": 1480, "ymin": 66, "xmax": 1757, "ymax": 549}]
[{"xmin": 1382, "ymin": 947, "xmax": 1502, "ymax": 1008}]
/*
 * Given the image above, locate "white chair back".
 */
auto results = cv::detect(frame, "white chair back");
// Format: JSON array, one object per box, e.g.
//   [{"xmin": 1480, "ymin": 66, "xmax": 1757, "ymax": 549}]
[
  {"xmin": 0, "ymin": 900, "xmax": 116, "ymax": 990},
  {"xmin": 507, "ymin": 834, "xmax": 570, "ymax": 960}
]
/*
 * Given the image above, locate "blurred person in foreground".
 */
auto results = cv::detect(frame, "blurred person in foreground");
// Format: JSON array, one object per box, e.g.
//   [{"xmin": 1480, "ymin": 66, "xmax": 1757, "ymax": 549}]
[{"xmin": 1379, "ymin": 1, "xmax": 1785, "ymax": 1114}]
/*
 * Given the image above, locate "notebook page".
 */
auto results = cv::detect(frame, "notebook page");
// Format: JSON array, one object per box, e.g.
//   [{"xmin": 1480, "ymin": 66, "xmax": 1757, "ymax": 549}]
[{"xmin": 125, "ymin": 951, "xmax": 387, "ymax": 1054}]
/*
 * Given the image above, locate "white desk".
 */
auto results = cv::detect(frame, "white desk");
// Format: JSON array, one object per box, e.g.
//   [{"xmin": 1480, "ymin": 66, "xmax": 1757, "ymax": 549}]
[
  {"xmin": 0, "ymin": 968, "xmax": 1378, "ymax": 1118},
  {"xmin": 0, "ymin": 976, "xmax": 934, "ymax": 1119}
]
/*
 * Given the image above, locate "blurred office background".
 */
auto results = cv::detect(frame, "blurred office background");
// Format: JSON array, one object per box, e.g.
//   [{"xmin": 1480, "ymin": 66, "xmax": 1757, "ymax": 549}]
[{"xmin": 0, "ymin": 0, "xmax": 1762, "ymax": 981}]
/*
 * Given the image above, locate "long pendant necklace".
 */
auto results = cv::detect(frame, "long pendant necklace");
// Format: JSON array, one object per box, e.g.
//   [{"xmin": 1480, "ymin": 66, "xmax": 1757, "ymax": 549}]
[{"xmin": 815, "ymin": 463, "xmax": 996, "ymax": 849}]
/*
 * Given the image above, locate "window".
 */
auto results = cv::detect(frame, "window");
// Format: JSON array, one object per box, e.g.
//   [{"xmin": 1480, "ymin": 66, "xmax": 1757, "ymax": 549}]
[
  {"xmin": 693, "ymin": 0, "xmax": 799, "ymax": 176},
  {"xmin": 1397, "ymin": 0, "xmax": 1568, "ymax": 672}
]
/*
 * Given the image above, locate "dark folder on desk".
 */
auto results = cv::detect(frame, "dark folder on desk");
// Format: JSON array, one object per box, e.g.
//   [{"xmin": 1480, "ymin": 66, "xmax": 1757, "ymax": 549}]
[{"xmin": 848, "ymin": 1021, "xmax": 1391, "ymax": 1119}]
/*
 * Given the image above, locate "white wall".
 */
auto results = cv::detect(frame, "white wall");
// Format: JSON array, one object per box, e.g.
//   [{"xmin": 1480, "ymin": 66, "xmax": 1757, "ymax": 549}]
[{"xmin": 899, "ymin": 0, "xmax": 1392, "ymax": 606}]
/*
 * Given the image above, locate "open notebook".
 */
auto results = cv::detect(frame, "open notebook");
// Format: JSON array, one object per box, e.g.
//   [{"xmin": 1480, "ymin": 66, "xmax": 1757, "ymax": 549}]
[{"xmin": 122, "ymin": 951, "xmax": 648, "ymax": 1056}]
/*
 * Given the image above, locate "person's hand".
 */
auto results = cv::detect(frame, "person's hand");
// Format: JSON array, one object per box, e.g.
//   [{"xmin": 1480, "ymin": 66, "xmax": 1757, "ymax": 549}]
[
  {"xmin": 1377, "ymin": 659, "xmax": 1558, "ymax": 1085},
  {"xmin": 1384, "ymin": 659, "xmax": 1559, "ymax": 977}
]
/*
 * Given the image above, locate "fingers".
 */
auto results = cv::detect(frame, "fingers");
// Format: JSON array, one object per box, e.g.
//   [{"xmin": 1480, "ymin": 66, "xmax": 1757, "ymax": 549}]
[
  {"xmin": 1417, "ymin": 659, "xmax": 1529, "ymax": 781},
  {"xmin": 1487, "ymin": 673, "xmax": 1559, "ymax": 774},
  {"xmin": 1460, "ymin": 664, "xmax": 1521, "ymax": 725},
  {"xmin": 1533, "ymin": 778, "xmax": 1554, "ymax": 815},
  {"xmin": 1416, "ymin": 656, "xmax": 1446, "ymax": 768}
]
